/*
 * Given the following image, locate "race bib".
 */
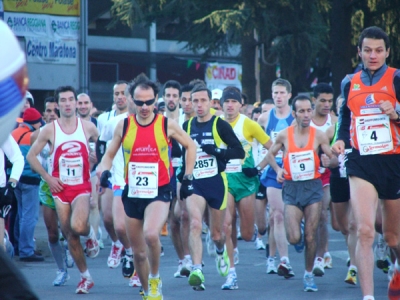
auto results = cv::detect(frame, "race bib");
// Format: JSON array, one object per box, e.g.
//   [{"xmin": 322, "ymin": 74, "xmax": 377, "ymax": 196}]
[
  {"xmin": 128, "ymin": 162, "xmax": 158, "ymax": 198},
  {"xmin": 288, "ymin": 150, "xmax": 315, "ymax": 181},
  {"xmin": 225, "ymin": 159, "xmax": 242, "ymax": 173},
  {"xmin": 171, "ymin": 157, "xmax": 182, "ymax": 168},
  {"xmin": 356, "ymin": 115, "xmax": 393, "ymax": 155},
  {"xmin": 59, "ymin": 156, "xmax": 83, "ymax": 185},
  {"xmin": 193, "ymin": 151, "xmax": 218, "ymax": 179}
]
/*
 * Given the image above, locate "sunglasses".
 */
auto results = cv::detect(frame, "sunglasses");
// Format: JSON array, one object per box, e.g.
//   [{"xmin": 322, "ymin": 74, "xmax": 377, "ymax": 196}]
[{"xmin": 133, "ymin": 98, "xmax": 156, "ymax": 106}]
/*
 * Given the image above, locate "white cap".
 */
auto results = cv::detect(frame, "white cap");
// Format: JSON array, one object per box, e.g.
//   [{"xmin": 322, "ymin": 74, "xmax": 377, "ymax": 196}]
[
  {"xmin": 25, "ymin": 91, "xmax": 34, "ymax": 104},
  {"xmin": 0, "ymin": 20, "xmax": 26, "ymax": 82},
  {"xmin": 211, "ymin": 89, "xmax": 223, "ymax": 100}
]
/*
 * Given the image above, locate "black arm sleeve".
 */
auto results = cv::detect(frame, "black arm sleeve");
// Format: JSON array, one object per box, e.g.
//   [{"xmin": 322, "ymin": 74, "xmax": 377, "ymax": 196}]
[
  {"xmin": 215, "ymin": 118, "xmax": 245, "ymax": 160},
  {"xmin": 95, "ymin": 140, "xmax": 107, "ymax": 162},
  {"xmin": 337, "ymin": 77, "xmax": 352, "ymax": 144},
  {"xmin": 171, "ymin": 138, "xmax": 182, "ymax": 158}
]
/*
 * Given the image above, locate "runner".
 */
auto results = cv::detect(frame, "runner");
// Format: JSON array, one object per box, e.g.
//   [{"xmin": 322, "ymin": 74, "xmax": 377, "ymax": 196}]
[
  {"xmin": 97, "ymin": 74, "xmax": 196, "ymax": 300},
  {"xmin": 332, "ymin": 26, "xmax": 400, "ymax": 300},
  {"xmin": 220, "ymin": 87, "xmax": 272, "ymax": 290},
  {"xmin": 27, "ymin": 86, "xmax": 100, "ymax": 294},
  {"xmin": 181, "ymin": 84, "xmax": 245, "ymax": 291},
  {"xmin": 310, "ymin": 83, "xmax": 336, "ymax": 275},
  {"xmin": 267, "ymin": 95, "xmax": 336, "ymax": 292},
  {"xmin": 259, "ymin": 79, "xmax": 294, "ymax": 277}
]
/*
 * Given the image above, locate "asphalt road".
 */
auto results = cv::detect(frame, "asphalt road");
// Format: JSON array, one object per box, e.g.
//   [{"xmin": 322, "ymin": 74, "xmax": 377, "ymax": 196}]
[{"xmin": 14, "ymin": 211, "xmax": 389, "ymax": 300}]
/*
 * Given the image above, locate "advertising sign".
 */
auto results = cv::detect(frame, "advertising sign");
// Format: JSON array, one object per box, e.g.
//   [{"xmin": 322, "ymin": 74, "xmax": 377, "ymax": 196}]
[
  {"xmin": 25, "ymin": 36, "xmax": 77, "ymax": 64},
  {"xmin": 205, "ymin": 63, "xmax": 242, "ymax": 90},
  {"xmin": 3, "ymin": 0, "xmax": 80, "ymax": 16}
]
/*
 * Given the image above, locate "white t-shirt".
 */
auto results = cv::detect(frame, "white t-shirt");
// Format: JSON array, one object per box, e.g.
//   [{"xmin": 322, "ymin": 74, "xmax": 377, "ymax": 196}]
[{"xmin": 0, "ymin": 135, "xmax": 24, "ymax": 187}]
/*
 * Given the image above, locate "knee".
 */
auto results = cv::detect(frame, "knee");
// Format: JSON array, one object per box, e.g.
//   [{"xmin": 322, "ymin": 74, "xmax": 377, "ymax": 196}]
[
  {"xmin": 48, "ymin": 231, "xmax": 59, "ymax": 244},
  {"xmin": 89, "ymin": 196, "xmax": 99, "ymax": 210},
  {"xmin": 71, "ymin": 221, "xmax": 88, "ymax": 236},
  {"xmin": 133, "ymin": 250, "xmax": 147, "ymax": 264},
  {"xmin": 113, "ymin": 219, "xmax": 125, "ymax": 237},
  {"xmin": 272, "ymin": 210, "xmax": 284, "ymax": 224},
  {"xmin": 357, "ymin": 224, "xmax": 375, "ymax": 244},
  {"xmin": 384, "ymin": 232, "xmax": 400, "ymax": 249},
  {"xmin": 144, "ymin": 229, "xmax": 159, "ymax": 248},
  {"xmin": 190, "ymin": 217, "xmax": 202, "ymax": 234},
  {"xmin": 304, "ymin": 233, "xmax": 315, "ymax": 247},
  {"xmin": 181, "ymin": 210, "xmax": 189, "ymax": 224},
  {"xmin": 102, "ymin": 211, "xmax": 113, "ymax": 225}
]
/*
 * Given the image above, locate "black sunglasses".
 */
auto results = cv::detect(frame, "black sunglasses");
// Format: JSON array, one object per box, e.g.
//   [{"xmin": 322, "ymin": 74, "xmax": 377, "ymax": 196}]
[{"xmin": 133, "ymin": 98, "xmax": 156, "ymax": 106}]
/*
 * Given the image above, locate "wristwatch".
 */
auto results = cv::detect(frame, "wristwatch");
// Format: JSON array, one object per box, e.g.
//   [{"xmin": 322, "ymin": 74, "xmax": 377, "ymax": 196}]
[
  {"xmin": 256, "ymin": 166, "xmax": 261, "ymax": 172},
  {"xmin": 9, "ymin": 182, "xmax": 17, "ymax": 188},
  {"xmin": 183, "ymin": 174, "xmax": 193, "ymax": 180}
]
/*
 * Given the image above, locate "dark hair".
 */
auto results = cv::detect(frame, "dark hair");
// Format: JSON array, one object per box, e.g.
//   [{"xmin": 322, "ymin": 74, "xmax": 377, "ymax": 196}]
[
  {"xmin": 54, "ymin": 86, "xmax": 77, "ymax": 102},
  {"xmin": 191, "ymin": 84, "xmax": 211, "ymax": 100},
  {"xmin": 272, "ymin": 78, "xmax": 292, "ymax": 93},
  {"xmin": 313, "ymin": 83, "xmax": 334, "ymax": 98},
  {"xmin": 163, "ymin": 80, "xmax": 182, "ymax": 97},
  {"xmin": 358, "ymin": 26, "xmax": 390, "ymax": 50},
  {"xmin": 189, "ymin": 79, "xmax": 206, "ymax": 87},
  {"xmin": 129, "ymin": 73, "xmax": 159, "ymax": 99},
  {"xmin": 292, "ymin": 95, "xmax": 312, "ymax": 112},
  {"xmin": 114, "ymin": 80, "xmax": 129, "ymax": 86},
  {"xmin": 251, "ymin": 107, "xmax": 261, "ymax": 118},
  {"xmin": 45, "ymin": 96, "xmax": 56, "ymax": 104},
  {"xmin": 262, "ymin": 99, "xmax": 274, "ymax": 105},
  {"xmin": 181, "ymin": 83, "xmax": 194, "ymax": 93}
]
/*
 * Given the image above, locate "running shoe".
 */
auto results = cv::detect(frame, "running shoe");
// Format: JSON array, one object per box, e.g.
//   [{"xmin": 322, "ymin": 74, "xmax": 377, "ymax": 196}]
[
  {"xmin": 312, "ymin": 257, "xmax": 325, "ymax": 277},
  {"xmin": 294, "ymin": 220, "xmax": 305, "ymax": 253},
  {"xmin": 188, "ymin": 269, "xmax": 205, "ymax": 291},
  {"xmin": 206, "ymin": 232, "xmax": 216, "ymax": 257},
  {"xmin": 233, "ymin": 248, "xmax": 239, "ymax": 265},
  {"xmin": 122, "ymin": 254, "xmax": 134, "ymax": 278},
  {"xmin": 160, "ymin": 246, "xmax": 164, "ymax": 257},
  {"xmin": 107, "ymin": 243, "xmax": 124, "ymax": 268},
  {"xmin": 129, "ymin": 271, "xmax": 142, "ymax": 287},
  {"xmin": 375, "ymin": 234, "xmax": 389, "ymax": 269},
  {"xmin": 148, "ymin": 277, "xmax": 162, "ymax": 300},
  {"xmin": 53, "ymin": 270, "xmax": 70, "ymax": 286},
  {"xmin": 344, "ymin": 267, "xmax": 357, "ymax": 285},
  {"xmin": 388, "ymin": 269, "xmax": 400, "ymax": 300},
  {"xmin": 65, "ymin": 248, "xmax": 74, "ymax": 268},
  {"xmin": 75, "ymin": 277, "xmax": 94, "ymax": 294},
  {"xmin": 180, "ymin": 257, "xmax": 192, "ymax": 277},
  {"xmin": 216, "ymin": 247, "xmax": 230, "ymax": 277},
  {"xmin": 85, "ymin": 237, "xmax": 100, "ymax": 258},
  {"xmin": 346, "ymin": 257, "xmax": 350, "ymax": 267},
  {"xmin": 324, "ymin": 252, "xmax": 333, "ymax": 269},
  {"xmin": 161, "ymin": 223, "xmax": 168, "ymax": 236},
  {"xmin": 303, "ymin": 274, "xmax": 318, "ymax": 292},
  {"xmin": 277, "ymin": 261, "xmax": 295, "ymax": 279},
  {"xmin": 255, "ymin": 238, "xmax": 266, "ymax": 250},
  {"xmin": 221, "ymin": 272, "xmax": 239, "ymax": 290},
  {"xmin": 266, "ymin": 257, "xmax": 277, "ymax": 274}
]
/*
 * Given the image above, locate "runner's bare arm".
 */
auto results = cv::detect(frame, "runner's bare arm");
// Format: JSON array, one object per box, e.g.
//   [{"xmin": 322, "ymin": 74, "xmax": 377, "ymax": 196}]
[
  {"xmin": 266, "ymin": 130, "xmax": 287, "ymax": 177},
  {"xmin": 168, "ymin": 119, "xmax": 196, "ymax": 176},
  {"xmin": 318, "ymin": 130, "xmax": 338, "ymax": 168},
  {"xmin": 27, "ymin": 125, "xmax": 52, "ymax": 180}
]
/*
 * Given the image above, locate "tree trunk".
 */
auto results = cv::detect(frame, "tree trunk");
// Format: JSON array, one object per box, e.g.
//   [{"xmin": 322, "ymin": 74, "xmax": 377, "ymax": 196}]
[
  {"xmin": 330, "ymin": 0, "xmax": 354, "ymax": 103},
  {"xmin": 241, "ymin": 32, "xmax": 257, "ymax": 104}
]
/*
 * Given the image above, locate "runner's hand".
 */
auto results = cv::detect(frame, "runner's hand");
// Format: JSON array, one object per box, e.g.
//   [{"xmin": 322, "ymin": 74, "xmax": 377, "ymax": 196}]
[
  {"xmin": 276, "ymin": 168, "xmax": 285, "ymax": 183},
  {"xmin": 180, "ymin": 179, "xmax": 194, "ymax": 200},
  {"xmin": 331, "ymin": 140, "xmax": 345, "ymax": 155},
  {"xmin": 201, "ymin": 144, "xmax": 226, "ymax": 159},
  {"xmin": 100, "ymin": 170, "xmax": 111, "ymax": 188},
  {"xmin": 47, "ymin": 176, "xmax": 64, "ymax": 194},
  {"xmin": 242, "ymin": 167, "xmax": 259, "ymax": 177},
  {"xmin": 321, "ymin": 154, "xmax": 331, "ymax": 168}
]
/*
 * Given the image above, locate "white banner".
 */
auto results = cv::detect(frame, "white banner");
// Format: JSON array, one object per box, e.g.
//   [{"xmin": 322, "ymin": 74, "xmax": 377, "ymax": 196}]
[
  {"xmin": 26, "ymin": 37, "xmax": 77, "ymax": 65},
  {"xmin": 4, "ymin": 12, "xmax": 79, "ymax": 39},
  {"xmin": 205, "ymin": 63, "xmax": 242, "ymax": 91}
]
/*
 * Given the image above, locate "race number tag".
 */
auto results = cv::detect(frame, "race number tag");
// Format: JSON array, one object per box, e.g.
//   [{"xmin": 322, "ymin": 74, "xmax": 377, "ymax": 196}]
[
  {"xmin": 356, "ymin": 115, "xmax": 393, "ymax": 155},
  {"xmin": 59, "ymin": 157, "xmax": 83, "ymax": 185},
  {"xmin": 128, "ymin": 162, "xmax": 158, "ymax": 198},
  {"xmin": 171, "ymin": 157, "xmax": 182, "ymax": 168},
  {"xmin": 288, "ymin": 150, "xmax": 315, "ymax": 181},
  {"xmin": 193, "ymin": 151, "xmax": 218, "ymax": 179},
  {"xmin": 225, "ymin": 159, "xmax": 242, "ymax": 173}
]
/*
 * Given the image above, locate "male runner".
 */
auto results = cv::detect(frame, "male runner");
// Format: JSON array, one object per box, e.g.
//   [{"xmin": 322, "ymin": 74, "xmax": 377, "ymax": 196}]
[
  {"xmin": 220, "ymin": 87, "xmax": 272, "ymax": 290},
  {"xmin": 259, "ymin": 79, "xmax": 294, "ymax": 277},
  {"xmin": 181, "ymin": 85, "xmax": 245, "ymax": 291},
  {"xmin": 27, "ymin": 86, "xmax": 99, "ymax": 294},
  {"xmin": 267, "ymin": 95, "xmax": 336, "ymax": 292},
  {"xmin": 97, "ymin": 75, "xmax": 196, "ymax": 300},
  {"xmin": 332, "ymin": 26, "xmax": 400, "ymax": 300}
]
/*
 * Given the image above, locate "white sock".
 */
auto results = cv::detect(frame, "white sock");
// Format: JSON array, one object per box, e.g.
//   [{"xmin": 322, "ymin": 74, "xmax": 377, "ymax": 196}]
[
  {"xmin": 362, "ymin": 296, "xmax": 374, "ymax": 300},
  {"xmin": 80, "ymin": 269, "xmax": 91, "ymax": 279},
  {"xmin": 149, "ymin": 273, "xmax": 159, "ymax": 278},
  {"xmin": 304, "ymin": 270, "xmax": 312, "ymax": 277},
  {"xmin": 112, "ymin": 240, "xmax": 122, "ymax": 247},
  {"xmin": 125, "ymin": 247, "xmax": 133, "ymax": 255},
  {"xmin": 349, "ymin": 264, "xmax": 357, "ymax": 271},
  {"xmin": 280, "ymin": 256, "xmax": 289, "ymax": 263}
]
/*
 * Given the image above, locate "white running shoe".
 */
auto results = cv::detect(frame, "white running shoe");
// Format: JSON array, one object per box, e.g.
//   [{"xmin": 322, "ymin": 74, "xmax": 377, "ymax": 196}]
[
  {"xmin": 233, "ymin": 248, "xmax": 239, "ymax": 265},
  {"xmin": 266, "ymin": 257, "xmax": 277, "ymax": 274},
  {"xmin": 206, "ymin": 231, "xmax": 216, "ymax": 257},
  {"xmin": 107, "ymin": 243, "xmax": 124, "ymax": 268},
  {"xmin": 312, "ymin": 257, "xmax": 325, "ymax": 277},
  {"xmin": 255, "ymin": 238, "xmax": 266, "ymax": 250},
  {"xmin": 129, "ymin": 271, "xmax": 142, "ymax": 287},
  {"xmin": 221, "ymin": 272, "xmax": 238, "ymax": 290},
  {"xmin": 53, "ymin": 270, "xmax": 70, "ymax": 286},
  {"xmin": 65, "ymin": 248, "xmax": 74, "ymax": 268}
]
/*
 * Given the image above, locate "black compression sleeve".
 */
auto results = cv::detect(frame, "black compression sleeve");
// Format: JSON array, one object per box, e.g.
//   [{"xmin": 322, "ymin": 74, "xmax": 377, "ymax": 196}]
[{"xmin": 215, "ymin": 118, "xmax": 245, "ymax": 160}]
